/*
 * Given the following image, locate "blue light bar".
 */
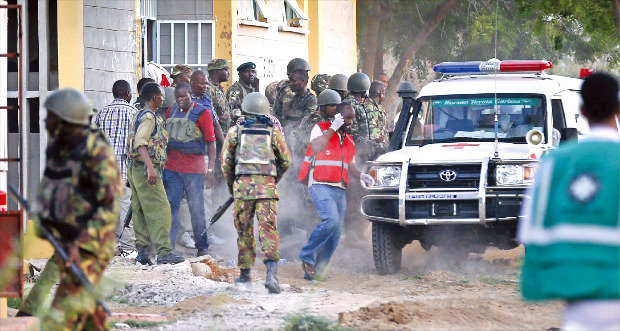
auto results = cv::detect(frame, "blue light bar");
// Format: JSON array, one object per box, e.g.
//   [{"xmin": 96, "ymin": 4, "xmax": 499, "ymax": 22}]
[{"xmin": 433, "ymin": 61, "xmax": 482, "ymax": 74}]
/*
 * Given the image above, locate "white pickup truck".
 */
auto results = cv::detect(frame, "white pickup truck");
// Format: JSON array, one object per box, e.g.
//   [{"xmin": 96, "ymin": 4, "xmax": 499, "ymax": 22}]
[{"xmin": 362, "ymin": 59, "xmax": 588, "ymax": 274}]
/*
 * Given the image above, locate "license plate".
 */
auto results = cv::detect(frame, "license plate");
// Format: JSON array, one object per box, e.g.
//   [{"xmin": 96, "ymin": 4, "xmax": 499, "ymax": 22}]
[
  {"xmin": 432, "ymin": 203, "xmax": 458, "ymax": 216},
  {"xmin": 406, "ymin": 193, "xmax": 456, "ymax": 200}
]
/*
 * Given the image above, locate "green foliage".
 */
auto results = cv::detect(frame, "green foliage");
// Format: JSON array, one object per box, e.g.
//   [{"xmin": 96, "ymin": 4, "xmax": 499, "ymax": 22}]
[
  {"xmin": 283, "ymin": 311, "xmax": 355, "ymax": 331},
  {"xmin": 7, "ymin": 297, "xmax": 22, "ymax": 310},
  {"xmin": 110, "ymin": 320, "xmax": 168, "ymax": 329},
  {"xmin": 477, "ymin": 276, "xmax": 513, "ymax": 286},
  {"xmin": 357, "ymin": 0, "xmax": 620, "ymax": 83}
]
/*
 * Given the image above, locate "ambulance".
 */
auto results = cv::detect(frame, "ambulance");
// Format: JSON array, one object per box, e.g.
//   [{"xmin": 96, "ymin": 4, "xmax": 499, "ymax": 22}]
[{"xmin": 361, "ymin": 59, "xmax": 587, "ymax": 274}]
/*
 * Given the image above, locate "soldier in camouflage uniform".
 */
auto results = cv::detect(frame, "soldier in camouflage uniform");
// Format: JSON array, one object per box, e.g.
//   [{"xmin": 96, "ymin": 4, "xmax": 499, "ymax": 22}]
[
  {"xmin": 170, "ymin": 64, "xmax": 192, "ymax": 87},
  {"xmin": 364, "ymin": 81, "xmax": 389, "ymax": 155},
  {"xmin": 310, "ymin": 74, "xmax": 331, "ymax": 96},
  {"xmin": 265, "ymin": 81, "xmax": 279, "ymax": 107},
  {"xmin": 227, "ymin": 62, "xmax": 258, "ymax": 121},
  {"xmin": 342, "ymin": 73, "xmax": 375, "ymax": 243},
  {"xmin": 206, "ymin": 59, "xmax": 232, "ymax": 133},
  {"xmin": 328, "ymin": 74, "xmax": 349, "ymax": 100},
  {"xmin": 222, "ymin": 92, "xmax": 291, "ymax": 294},
  {"xmin": 34, "ymin": 88, "xmax": 122, "ymax": 330}
]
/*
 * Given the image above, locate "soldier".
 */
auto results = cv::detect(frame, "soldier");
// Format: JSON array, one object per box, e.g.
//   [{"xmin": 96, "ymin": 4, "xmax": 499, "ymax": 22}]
[
  {"xmin": 133, "ymin": 77, "xmax": 155, "ymax": 110},
  {"xmin": 374, "ymin": 72, "xmax": 389, "ymax": 90},
  {"xmin": 227, "ymin": 62, "xmax": 259, "ymax": 121},
  {"xmin": 310, "ymin": 74, "xmax": 331, "ymax": 96},
  {"xmin": 519, "ymin": 73, "xmax": 620, "ymax": 330},
  {"xmin": 170, "ymin": 64, "xmax": 192, "ymax": 87},
  {"xmin": 273, "ymin": 58, "xmax": 318, "ymax": 134},
  {"xmin": 206, "ymin": 59, "xmax": 232, "ymax": 133},
  {"xmin": 265, "ymin": 81, "xmax": 279, "ymax": 107},
  {"xmin": 221, "ymin": 92, "xmax": 291, "ymax": 294},
  {"xmin": 342, "ymin": 72, "xmax": 373, "ymax": 243},
  {"xmin": 127, "ymin": 82, "xmax": 184, "ymax": 265},
  {"xmin": 328, "ymin": 74, "xmax": 349, "ymax": 100},
  {"xmin": 34, "ymin": 88, "xmax": 122, "ymax": 329},
  {"xmin": 364, "ymin": 81, "xmax": 389, "ymax": 155}
]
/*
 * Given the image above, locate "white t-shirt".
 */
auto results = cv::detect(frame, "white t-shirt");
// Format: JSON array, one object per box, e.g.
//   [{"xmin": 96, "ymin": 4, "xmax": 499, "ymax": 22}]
[{"xmin": 307, "ymin": 124, "xmax": 352, "ymax": 189}]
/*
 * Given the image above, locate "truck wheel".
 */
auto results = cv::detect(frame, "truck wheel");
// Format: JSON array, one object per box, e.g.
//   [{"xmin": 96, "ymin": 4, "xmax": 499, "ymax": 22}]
[{"xmin": 372, "ymin": 222, "xmax": 403, "ymax": 275}]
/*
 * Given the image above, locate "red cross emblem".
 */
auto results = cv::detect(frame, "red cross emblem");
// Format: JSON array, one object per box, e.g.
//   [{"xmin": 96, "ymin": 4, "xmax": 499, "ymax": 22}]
[{"xmin": 441, "ymin": 143, "xmax": 480, "ymax": 149}]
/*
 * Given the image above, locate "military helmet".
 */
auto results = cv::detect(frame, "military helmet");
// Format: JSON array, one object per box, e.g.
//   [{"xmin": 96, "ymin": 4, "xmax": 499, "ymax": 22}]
[
  {"xmin": 347, "ymin": 72, "xmax": 371, "ymax": 93},
  {"xmin": 242, "ymin": 92, "xmax": 270, "ymax": 115},
  {"xmin": 286, "ymin": 58, "xmax": 311, "ymax": 74},
  {"xmin": 44, "ymin": 88, "xmax": 92, "ymax": 126},
  {"xmin": 311, "ymin": 74, "xmax": 331, "ymax": 95},
  {"xmin": 317, "ymin": 89, "xmax": 342, "ymax": 106},
  {"xmin": 328, "ymin": 74, "xmax": 348, "ymax": 92}
]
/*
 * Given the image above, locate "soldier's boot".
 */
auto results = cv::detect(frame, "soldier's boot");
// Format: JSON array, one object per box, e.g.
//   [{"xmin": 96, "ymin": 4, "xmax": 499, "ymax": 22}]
[
  {"xmin": 135, "ymin": 245, "xmax": 154, "ymax": 266},
  {"xmin": 264, "ymin": 261, "xmax": 281, "ymax": 294},
  {"xmin": 157, "ymin": 253, "xmax": 185, "ymax": 265},
  {"xmin": 234, "ymin": 268, "xmax": 251, "ymax": 284}
]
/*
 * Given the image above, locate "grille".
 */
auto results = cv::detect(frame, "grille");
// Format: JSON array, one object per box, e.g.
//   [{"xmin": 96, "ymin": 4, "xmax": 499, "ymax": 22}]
[{"xmin": 408, "ymin": 164, "xmax": 481, "ymax": 189}]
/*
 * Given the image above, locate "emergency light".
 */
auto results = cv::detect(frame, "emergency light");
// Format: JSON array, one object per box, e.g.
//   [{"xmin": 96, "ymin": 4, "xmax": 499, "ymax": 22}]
[{"xmin": 433, "ymin": 59, "xmax": 552, "ymax": 75}]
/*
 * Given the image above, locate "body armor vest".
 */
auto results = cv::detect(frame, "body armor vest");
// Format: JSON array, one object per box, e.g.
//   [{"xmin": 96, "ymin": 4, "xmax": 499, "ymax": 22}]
[
  {"xmin": 126, "ymin": 109, "xmax": 168, "ymax": 167},
  {"xmin": 235, "ymin": 122, "xmax": 277, "ymax": 176},
  {"xmin": 165, "ymin": 103, "xmax": 207, "ymax": 155}
]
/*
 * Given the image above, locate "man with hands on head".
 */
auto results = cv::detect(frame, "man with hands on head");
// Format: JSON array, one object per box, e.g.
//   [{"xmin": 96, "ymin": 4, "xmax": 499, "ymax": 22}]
[{"xmin": 298, "ymin": 103, "xmax": 374, "ymax": 280}]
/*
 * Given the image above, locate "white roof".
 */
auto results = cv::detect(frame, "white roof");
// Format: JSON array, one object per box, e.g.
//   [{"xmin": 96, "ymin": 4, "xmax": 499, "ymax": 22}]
[{"xmin": 419, "ymin": 74, "xmax": 583, "ymax": 98}]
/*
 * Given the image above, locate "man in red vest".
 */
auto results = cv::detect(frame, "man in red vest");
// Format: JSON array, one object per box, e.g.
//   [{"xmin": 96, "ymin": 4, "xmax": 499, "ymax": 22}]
[{"xmin": 298, "ymin": 103, "xmax": 374, "ymax": 280}]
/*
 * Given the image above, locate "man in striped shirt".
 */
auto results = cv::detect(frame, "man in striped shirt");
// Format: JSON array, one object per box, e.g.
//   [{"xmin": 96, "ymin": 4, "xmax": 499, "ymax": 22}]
[{"xmin": 95, "ymin": 79, "xmax": 139, "ymax": 253}]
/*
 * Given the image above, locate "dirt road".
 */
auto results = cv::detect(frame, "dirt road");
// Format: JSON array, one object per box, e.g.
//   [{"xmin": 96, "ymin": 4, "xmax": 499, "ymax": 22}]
[{"xmin": 101, "ymin": 240, "xmax": 562, "ymax": 330}]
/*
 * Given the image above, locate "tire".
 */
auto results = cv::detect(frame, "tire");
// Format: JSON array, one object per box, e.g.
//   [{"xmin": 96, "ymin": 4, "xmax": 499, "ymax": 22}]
[{"xmin": 372, "ymin": 222, "xmax": 403, "ymax": 275}]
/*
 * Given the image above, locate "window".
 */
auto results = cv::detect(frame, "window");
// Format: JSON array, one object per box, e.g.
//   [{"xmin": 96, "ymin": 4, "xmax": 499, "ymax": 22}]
[
  {"xmin": 238, "ymin": 0, "xmax": 270, "ymax": 22},
  {"xmin": 283, "ymin": 0, "xmax": 308, "ymax": 28},
  {"xmin": 155, "ymin": 20, "xmax": 215, "ymax": 72}
]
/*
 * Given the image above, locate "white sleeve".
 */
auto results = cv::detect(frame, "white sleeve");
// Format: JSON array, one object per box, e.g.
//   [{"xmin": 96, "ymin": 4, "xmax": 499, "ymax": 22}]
[{"xmin": 310, "ymin": 124, "xmax": 323, "ymax": 141}]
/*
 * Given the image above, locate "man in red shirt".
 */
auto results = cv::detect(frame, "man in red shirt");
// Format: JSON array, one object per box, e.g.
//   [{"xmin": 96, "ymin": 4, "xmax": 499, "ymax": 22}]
[{"xmin": 163, "ymin": 82, "xmax": 217, "ymax": 256}]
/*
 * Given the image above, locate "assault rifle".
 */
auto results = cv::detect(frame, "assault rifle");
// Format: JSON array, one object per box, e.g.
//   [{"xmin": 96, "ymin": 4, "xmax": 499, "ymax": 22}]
[
  {"xmin": 202, "ymin": 196, "xmax": 234, "ymax": 236},
  {"xmin": 8, "ymin": 185, "xmax": 111, "ymax": 316}
]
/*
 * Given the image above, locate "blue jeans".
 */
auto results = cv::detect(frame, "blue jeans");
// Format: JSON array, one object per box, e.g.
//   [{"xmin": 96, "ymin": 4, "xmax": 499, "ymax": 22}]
[
  {"xmin": 163, "ymin": 170, "xmax": 208, "ymax": 250},
  {"xmin": 299, "ymin": 184, "xmax": 347, "ymax": 276}
]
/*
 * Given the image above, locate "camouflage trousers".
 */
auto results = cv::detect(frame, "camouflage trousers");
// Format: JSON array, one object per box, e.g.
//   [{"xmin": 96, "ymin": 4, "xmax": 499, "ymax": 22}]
[
  {"xmin": 233, "ymin": 199, "xmax": 279, "ymax": 269},
  {"xmin": 42, "ymin": 249, "xmax": 111, "ymax": 331}
]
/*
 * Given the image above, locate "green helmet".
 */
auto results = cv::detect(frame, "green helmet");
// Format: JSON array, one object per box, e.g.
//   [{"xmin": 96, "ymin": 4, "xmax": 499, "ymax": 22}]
[
  {"xmin": 347, "ymin": 73, "xmax": 371, "ymax": 93},
  {"xmin": 44, "ymin": 88, "xmax": 92, "ymax": 126},
  {"xmin": 311, "ymin": 74, "xmax": 331, "ymax": 95},
  {"xmin": 242, "ymin": 92, "xmax": 270, "ymax": 115},
  {"xmin": 287, "ymin": 58, "xmax": 311, "ymax": 74},
  {"xmin": 328, "ymin": 74, "xmax": 348, "ymax": 92},
  {"xmin": 317, "ymin": 89, "xmax": 342, "ymax": 106}
]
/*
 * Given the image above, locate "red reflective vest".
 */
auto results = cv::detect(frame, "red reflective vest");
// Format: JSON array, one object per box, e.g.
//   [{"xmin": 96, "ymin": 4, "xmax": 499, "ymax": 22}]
[{"xmin": 298, "ymin": 121, "xmax": 356, "ymax": 187}]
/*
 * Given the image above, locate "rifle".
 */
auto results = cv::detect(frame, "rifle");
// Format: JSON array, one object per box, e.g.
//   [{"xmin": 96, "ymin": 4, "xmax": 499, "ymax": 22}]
[
  {"xmin": 8, "ymin": 185, "xmax": 112, "ymax": 316},
  {"xmin": 202, "ymin": 196, "xmax": 234, "ymax": 236},
  {"xmin": 116, "ymin": 205, "xmax": 133, "ymax": 257}
]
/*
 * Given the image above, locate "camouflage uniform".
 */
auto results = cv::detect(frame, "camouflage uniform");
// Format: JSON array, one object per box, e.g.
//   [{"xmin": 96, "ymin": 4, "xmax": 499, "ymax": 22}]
[
  {"xmin": 343, "ymin": 94, "xmax": 373, "ymax": 164},
  {"xmin": 37, "ymin": 128, "xmax": 122, "ymax": 330},
  {"xmin": 221, "ymin": 117, "xmax": 291, "ymax": 269},
  {"xmin": 297, "ymin": 111, "xmax": 332, "ymax": 157},
  {"xmin": 227, "ymin": 80, "xmax": 256, "ymax": 120},
  {"xmin": 273, "ymin": 80, "xmax": 318, "ymax": 132},
  {"xmin": 206, "ymin": 81, "xmax": 232, "ymax": 133},
  {"xmin": 310, "ymin": 74, "xmax": 331, "ymax": 95},
  {"xmin": 265, "ymin": 81, "xmax": 279, "ymax": 106},
  {"xmin": 364, "ymin": 97, "xmax": 390, "ymax": 155}
]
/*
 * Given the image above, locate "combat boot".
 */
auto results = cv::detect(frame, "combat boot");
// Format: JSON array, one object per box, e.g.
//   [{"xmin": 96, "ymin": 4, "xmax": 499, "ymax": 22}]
[
  {"xmin": 157, "ymin": 253, "xmax": 185, "ymax": 265},
  {"xmin": 235, "ymin": 268, "xmax": 251, "ymax": 284},
  {"xmin": 135, "ymin": 245, "xmax": 153, "ymax": 266},
  {"xmin": 264, "ymin": 261, "xmax": 280, "ymax": 294}
]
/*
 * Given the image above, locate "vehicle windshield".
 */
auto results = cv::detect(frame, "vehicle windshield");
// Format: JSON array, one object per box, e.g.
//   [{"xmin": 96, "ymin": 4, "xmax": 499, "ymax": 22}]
[{"xmin": 406, "ymin": 94, "xmax": 546, "ymax": 145}]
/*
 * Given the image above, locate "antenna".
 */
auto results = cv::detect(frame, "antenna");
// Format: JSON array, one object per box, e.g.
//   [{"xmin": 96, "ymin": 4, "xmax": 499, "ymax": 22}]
[{"xmin": 493, "ymin": 0, "xmax": 500, "ymax": 158}]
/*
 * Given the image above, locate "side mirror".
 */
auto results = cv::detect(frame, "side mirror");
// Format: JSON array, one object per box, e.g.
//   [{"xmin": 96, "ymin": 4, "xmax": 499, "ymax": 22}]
[{"xmin": 561, "ymin": 128, "xmax": 578, "ymax": 142}]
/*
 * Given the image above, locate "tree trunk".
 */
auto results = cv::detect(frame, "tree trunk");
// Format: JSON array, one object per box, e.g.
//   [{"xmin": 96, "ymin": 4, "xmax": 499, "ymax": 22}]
[
  {"xmin": 385, "ymin": 0, "xmax": 457, "ymax": 99},
  {"xmin": 373, "ymin": 22, "xmax": 386, "ymax": 77},
  {"xmin": 613, "ymin": 0, "xmax": 620, "ymax": 40},
  {"xmin": 361, "ymin": 3, "xmax": 383, "ymax": 77}
]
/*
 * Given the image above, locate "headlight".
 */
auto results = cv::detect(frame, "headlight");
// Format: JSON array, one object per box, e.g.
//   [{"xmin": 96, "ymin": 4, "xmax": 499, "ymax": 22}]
[
  {"xmin": 369, "ymin": 166, "xmax": 401, "ymax": 187},
  {"xmin": 495, "ymin": 164, "xmax": 537, "ymax": 185}
]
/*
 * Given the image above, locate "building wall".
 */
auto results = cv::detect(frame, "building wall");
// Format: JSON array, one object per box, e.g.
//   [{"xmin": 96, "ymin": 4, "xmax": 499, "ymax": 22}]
[
  {"xmin": 236, "ymin": 0, "xmax": 309, "ymax": 93},
  {"xmin": 319, "ymin": 0, "xmax": 356, "ymax": 76},
  {"xmin": 83, "ymin": 0, "xmax": 138, "ymax": 109}
]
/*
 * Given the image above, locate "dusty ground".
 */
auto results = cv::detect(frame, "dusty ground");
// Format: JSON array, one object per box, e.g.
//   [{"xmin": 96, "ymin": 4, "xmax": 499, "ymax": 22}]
[{"xmin": 86, "ymin": 235, "xmax": 563, "ymax": 331}]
